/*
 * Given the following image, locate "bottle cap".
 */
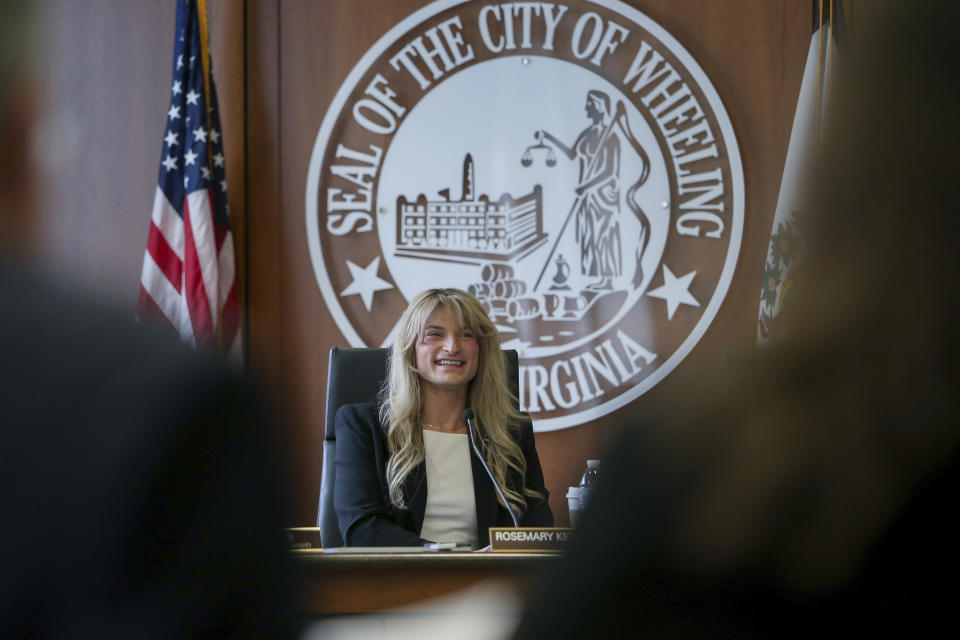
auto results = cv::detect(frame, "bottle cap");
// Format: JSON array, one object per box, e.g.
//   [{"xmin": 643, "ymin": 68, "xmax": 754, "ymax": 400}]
[{"xmin": 586, "ymin": 459, "xmax": 600, "ymax": 468}]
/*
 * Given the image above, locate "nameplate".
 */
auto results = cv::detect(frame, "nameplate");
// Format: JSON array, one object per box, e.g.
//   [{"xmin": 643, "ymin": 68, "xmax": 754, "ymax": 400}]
[
  {"xmin": 286, "ymin": 527, "xmax": 323, "ymax": 550},
  {"xmin": 489, "ymin": 527, "xmax": 573, "ymax": 553}
]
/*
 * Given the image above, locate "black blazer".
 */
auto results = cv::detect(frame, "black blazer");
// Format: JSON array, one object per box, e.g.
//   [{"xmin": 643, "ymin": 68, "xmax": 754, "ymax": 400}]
[{"xmin": 334, "ymin": 402, "xmax": 552, "ymax": 548}]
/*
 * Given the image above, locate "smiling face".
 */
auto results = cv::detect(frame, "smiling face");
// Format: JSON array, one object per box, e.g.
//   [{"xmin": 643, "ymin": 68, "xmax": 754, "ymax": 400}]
[{"xmin": 414, "ymin": 304, "xmax": 480, "ymax": 394}]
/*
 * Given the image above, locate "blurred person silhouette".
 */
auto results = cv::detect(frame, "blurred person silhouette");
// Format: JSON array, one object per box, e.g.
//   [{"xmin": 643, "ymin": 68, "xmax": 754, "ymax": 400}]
[
  {"xmin": 517, "ymin": 1, "xmax": 960, "ymax": 636},
  {"xmin": 0, "ymin": 3, "xmax": 297, "ymax": 637}
]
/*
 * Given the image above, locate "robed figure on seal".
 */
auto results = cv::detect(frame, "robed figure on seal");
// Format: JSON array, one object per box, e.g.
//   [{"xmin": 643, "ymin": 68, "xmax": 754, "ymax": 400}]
[{"xmin": 537, "ymin": 90, "xmax": 652, "ymax": 291}]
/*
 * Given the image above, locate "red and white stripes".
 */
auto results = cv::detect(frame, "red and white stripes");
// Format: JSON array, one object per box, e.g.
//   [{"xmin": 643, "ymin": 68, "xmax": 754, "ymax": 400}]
[{"xmin": 138, "ymin": 185, "xmax": 238, "ymax": 356}]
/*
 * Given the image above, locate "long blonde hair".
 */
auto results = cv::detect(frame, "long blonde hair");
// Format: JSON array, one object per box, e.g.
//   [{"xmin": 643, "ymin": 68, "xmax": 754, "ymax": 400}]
[{"xmin": 379, "ymin": 288, "xmax": 542, "ymax": 514}]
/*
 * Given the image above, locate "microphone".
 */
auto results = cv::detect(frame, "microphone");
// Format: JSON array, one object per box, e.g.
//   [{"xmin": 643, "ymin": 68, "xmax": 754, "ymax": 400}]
[{"xmin": 464, "ymin": 408, "xmax": 519, "ymax": 527}]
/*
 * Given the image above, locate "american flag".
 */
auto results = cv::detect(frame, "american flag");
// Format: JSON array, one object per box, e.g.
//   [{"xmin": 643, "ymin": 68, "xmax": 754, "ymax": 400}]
[{"xmin": 137, "ymin": 0, "xmax": 239, "ymax": 356}]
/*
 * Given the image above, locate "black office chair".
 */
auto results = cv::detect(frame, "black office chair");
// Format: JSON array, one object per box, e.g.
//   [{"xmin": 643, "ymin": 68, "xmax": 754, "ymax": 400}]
[{"xmin": 317, "ymin": 346, "xmax": 520, "ymax": 548}]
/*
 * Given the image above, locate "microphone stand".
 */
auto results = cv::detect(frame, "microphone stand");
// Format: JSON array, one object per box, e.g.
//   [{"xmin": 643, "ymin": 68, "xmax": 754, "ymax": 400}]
[{"xmin": 464, "ymin": 408, "xmax": 519, "ymax": 527}]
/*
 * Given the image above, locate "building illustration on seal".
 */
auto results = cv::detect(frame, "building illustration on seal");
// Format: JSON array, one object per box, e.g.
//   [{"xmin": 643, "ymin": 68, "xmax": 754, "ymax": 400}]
[{"xmin": 394, "ymin": 154, "xmax": 548, "ymax": 265}]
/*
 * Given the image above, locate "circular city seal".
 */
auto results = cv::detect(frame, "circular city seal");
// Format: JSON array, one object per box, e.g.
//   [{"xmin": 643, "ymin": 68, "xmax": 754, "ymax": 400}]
[{"xmin": 306, "ymin": 0, "xmax": 744, "ymax": 431}]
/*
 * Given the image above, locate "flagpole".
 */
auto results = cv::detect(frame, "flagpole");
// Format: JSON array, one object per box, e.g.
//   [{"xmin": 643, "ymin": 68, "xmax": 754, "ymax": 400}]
[
  {"xmin": 196, "ymin": 0, "xmax": 216, "ymax": 185},
  {"xmin": 816, "ymin": 0, "xmax": 824, "ymax": 127},
  {"xmin": 197, "ymin": 0, "xmax": 213, "ymax": 130},
  {"xmin": 195, "ymin": 0, "xmax": 225, "ymax": 349}
]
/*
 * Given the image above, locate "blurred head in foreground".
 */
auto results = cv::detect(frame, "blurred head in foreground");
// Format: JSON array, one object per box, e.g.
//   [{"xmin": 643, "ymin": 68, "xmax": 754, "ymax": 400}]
[
  {"xmin": 0, "ymin": 4, "xmax": 296, "ymax": 636},
  {"xmin": 518, "ymin": 2, "xmax": 960, "ymax": 636}
]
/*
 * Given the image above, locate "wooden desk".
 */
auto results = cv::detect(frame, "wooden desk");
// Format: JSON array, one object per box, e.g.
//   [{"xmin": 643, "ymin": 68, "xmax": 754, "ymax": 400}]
[{"xmin": 294, "ymin": 551, "xmax": 558, "ymax": 615}]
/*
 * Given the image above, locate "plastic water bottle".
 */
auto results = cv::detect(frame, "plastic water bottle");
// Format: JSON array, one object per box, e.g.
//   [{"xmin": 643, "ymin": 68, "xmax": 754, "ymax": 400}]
[{"xmin": 578, "ymin": 460, "xmax": 600, "ymax": 512}]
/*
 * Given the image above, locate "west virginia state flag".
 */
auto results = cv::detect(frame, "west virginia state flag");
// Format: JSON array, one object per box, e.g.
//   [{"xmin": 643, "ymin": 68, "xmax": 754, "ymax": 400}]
[{"xmin": 757, "ymin": 1, "xmax": 843, "ymax": 345}]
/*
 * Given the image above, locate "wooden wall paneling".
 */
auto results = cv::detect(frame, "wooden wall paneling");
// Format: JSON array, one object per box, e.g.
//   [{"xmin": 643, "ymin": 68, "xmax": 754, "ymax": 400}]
[
  {"xmin": 274, "ymin": 0, "xmax": 440, "ymax": 524},
  {"xmin": 244, "ymin": 1, "xmax": 317, "ymax": 511},
  {"xmin": 246, "ymin": 0, "xmax": 811, "ymax": 525},
  {"xmin": 278, "ymin": 0, "xmax": 332, "ymax": 522},
  {"xmin": 245, "ymin": 2, "xmax": 282, "ymax": 385}
]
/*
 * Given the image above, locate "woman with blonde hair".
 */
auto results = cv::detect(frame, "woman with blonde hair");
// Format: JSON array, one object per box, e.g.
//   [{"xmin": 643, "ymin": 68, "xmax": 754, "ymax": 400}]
[{"xmin": 334, "ymin": 288, "xmax": 552, "ymax": 548}]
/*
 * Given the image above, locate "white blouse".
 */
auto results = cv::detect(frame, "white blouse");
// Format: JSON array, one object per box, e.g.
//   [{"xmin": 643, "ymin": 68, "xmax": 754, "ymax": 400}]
[{"xmin": 419, "ymin": 429, "xmax": 479, "ymax": 549}]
